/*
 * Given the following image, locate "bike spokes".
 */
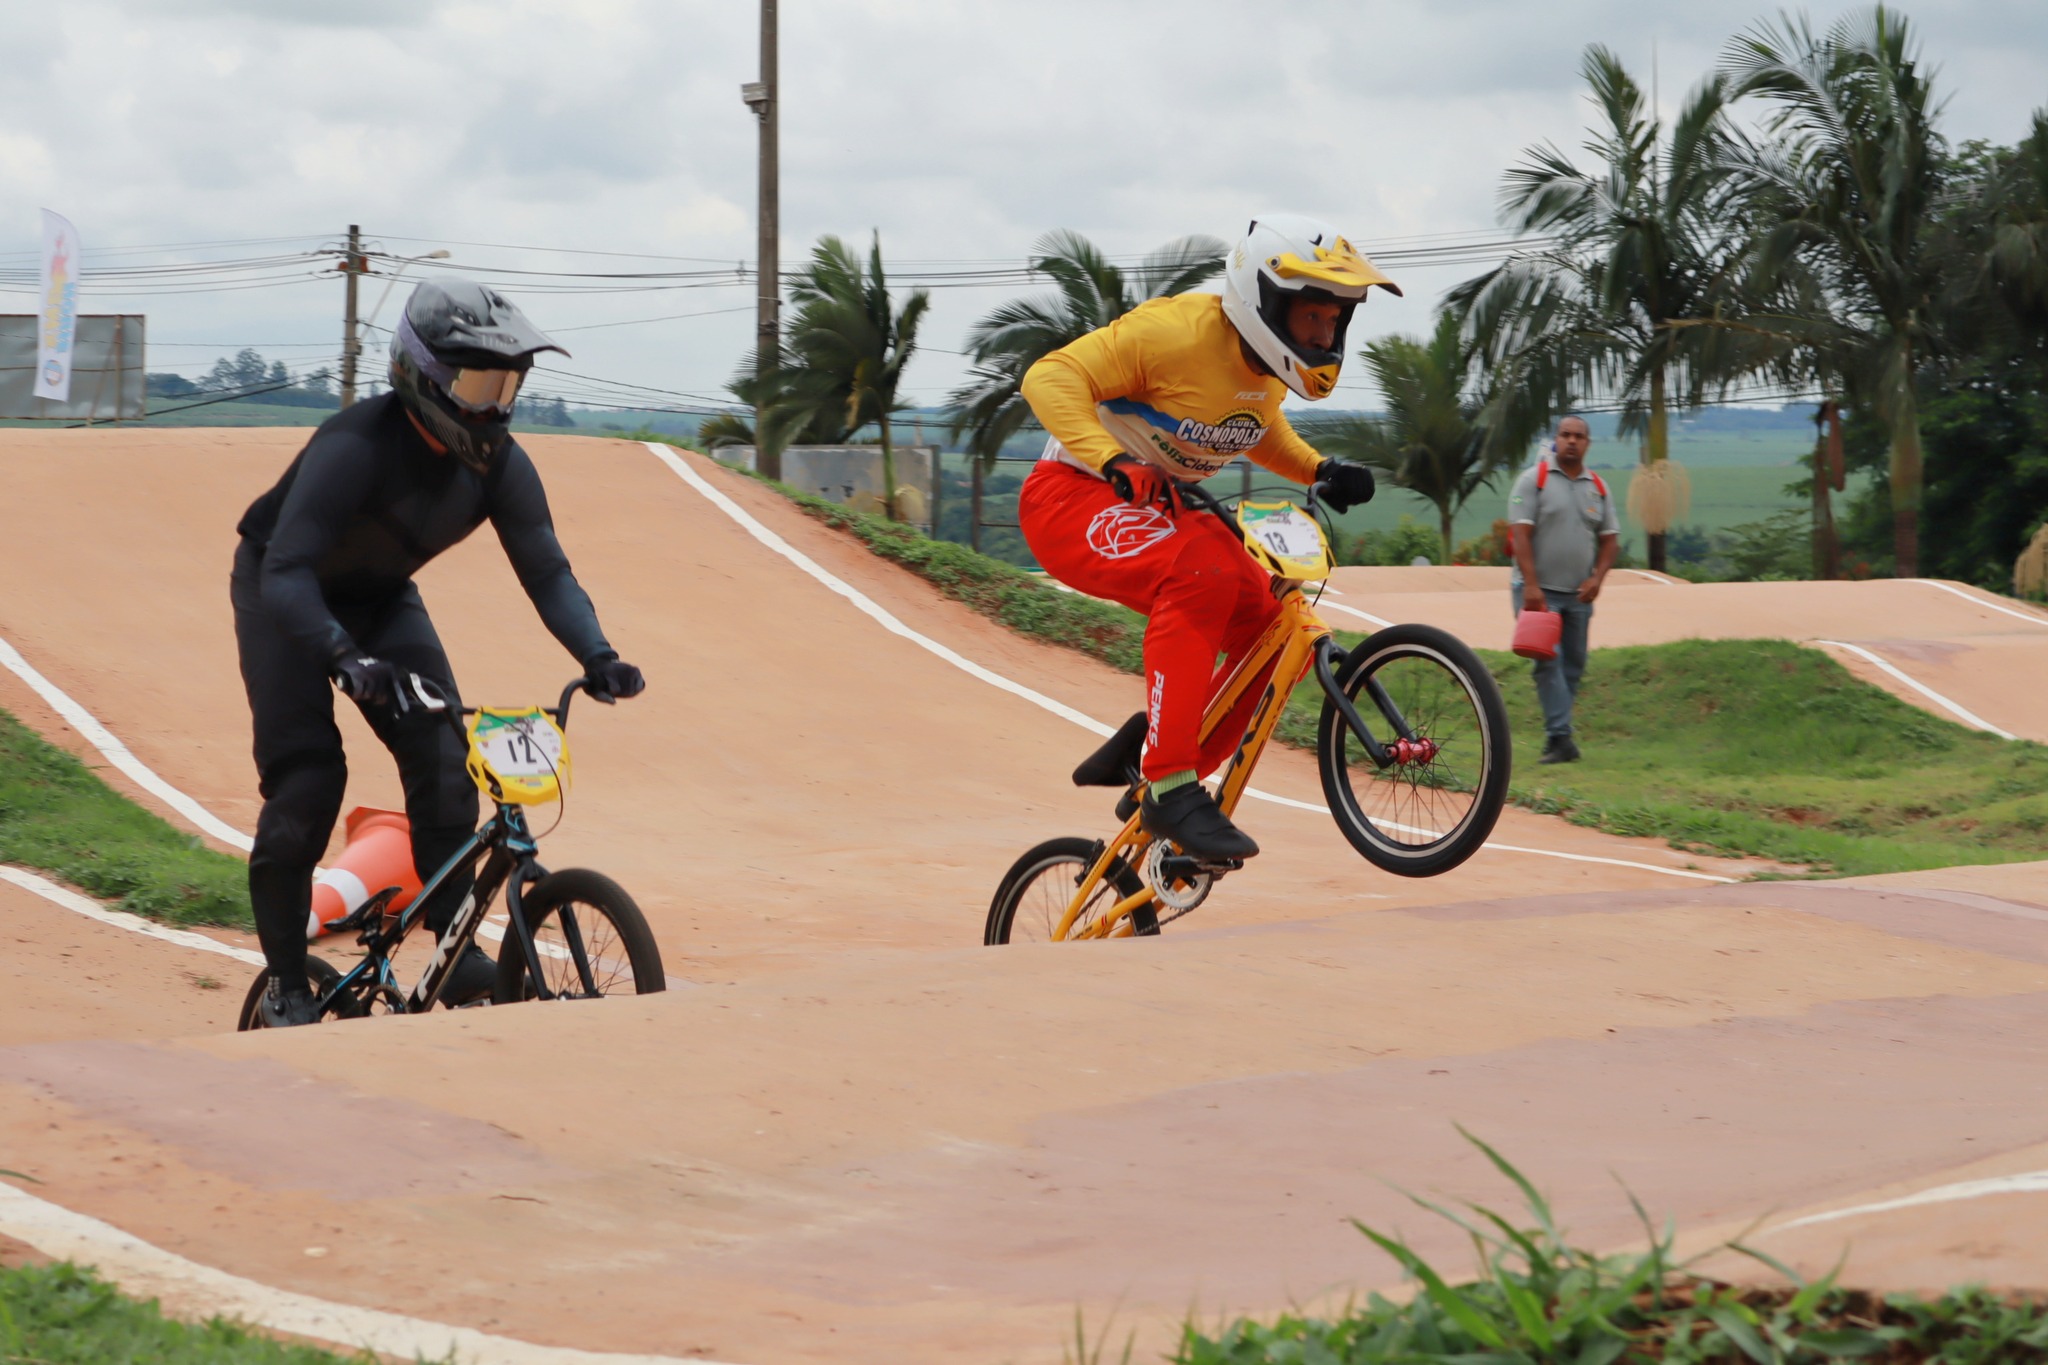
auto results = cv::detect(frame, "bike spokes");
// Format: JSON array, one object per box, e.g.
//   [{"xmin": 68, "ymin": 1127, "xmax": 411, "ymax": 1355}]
[
  {"xmin": 528, "ymin": 899, "xmax": 634, "ymax": 997},
  {"xmin": 1318, "ymin": 625, "xmax": 1511, "ymax": 876}
]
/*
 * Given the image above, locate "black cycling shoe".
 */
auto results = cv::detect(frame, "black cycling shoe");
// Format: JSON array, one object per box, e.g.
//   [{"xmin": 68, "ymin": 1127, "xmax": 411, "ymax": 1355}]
[
  {"xmin": 1140, "ymin": 782, "xmax": 1260, "ymax": 862},
  {"xmin": 259, "ymin": 977, "xmax": 319, "ymax": 1028},
  {"xmin": 440, "ymin": 943, "xmax": 498, "ymax": 1006},
  {"xmin": 1073, "ymin": 711, "xmax": 1147, "ymax": 788}
]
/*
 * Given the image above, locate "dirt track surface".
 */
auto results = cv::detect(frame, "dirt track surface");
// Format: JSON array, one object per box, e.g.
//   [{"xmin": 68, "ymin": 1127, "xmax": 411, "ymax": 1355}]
[{"xmin": 1, "ymin": 429, "xmax": 2046, "ymax": 1362}]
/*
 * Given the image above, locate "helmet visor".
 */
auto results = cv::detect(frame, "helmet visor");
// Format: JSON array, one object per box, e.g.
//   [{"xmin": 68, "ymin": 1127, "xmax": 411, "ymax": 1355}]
[
  {"xmin": 1270, "ymin": 237, "xmax": 1403, "ymax": 298},
  {"xmin": 445, "ymin": 367, "xmax": 524, "ymax": 415}
]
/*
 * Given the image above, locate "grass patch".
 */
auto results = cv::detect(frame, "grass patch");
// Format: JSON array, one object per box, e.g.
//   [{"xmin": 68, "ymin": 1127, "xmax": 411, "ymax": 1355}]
[
  {"xmin": 0, "ymin": 706, "xmax": 249, "ymax": 928},
  {"xmin": 1174, "ymin": 1131, "xmax": 2048, "ymax": 1364},
  {"xmin": 0, "ymin": 1260, "xmax": 392, "ymax": 1363},
  {"xmin": 1277, "ymin": 636, "xmax": 2045, "ymax": 876},
  {"xmin": 724, "ymin": 461, "xmax": 1147, "ymax": 674}
]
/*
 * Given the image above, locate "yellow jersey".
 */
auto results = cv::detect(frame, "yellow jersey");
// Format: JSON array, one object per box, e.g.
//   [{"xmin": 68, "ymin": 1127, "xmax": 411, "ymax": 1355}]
[{"xmin": 1020, "ymin": 292, "xmax": 1322, "ymax": 485}]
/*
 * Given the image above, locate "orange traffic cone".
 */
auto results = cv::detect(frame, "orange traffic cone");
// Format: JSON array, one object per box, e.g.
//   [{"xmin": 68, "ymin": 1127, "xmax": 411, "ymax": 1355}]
[{"xmin": 307, "ymin": 807, "xmax": 422, "ymax": 939}]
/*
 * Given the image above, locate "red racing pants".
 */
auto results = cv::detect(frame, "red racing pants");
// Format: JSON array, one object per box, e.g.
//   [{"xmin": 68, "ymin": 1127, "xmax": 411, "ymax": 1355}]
[{"xmin": 1019, "ymin": 460, "xmax": 1281, "ymax": 782}]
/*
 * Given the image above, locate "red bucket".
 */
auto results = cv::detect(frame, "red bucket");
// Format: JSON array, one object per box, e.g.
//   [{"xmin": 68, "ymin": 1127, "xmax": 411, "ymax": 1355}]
[{"xmin": 1512, "ymin": 608, "xmax": 1561, "ymax": 660}]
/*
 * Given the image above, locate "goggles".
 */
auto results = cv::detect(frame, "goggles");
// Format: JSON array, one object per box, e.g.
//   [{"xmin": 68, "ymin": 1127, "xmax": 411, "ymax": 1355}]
[
  {"xmin": 395, "ymin": 312, "xmax": 528, "ymax": 416},
  {"xmin": 445, "ymin": 366, "xmax": 523, "ymax": 414}
]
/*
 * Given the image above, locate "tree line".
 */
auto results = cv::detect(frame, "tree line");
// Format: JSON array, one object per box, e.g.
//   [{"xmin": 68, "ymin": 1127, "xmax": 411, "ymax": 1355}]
[
  {"xmin": 721, "ymin": 6, "xmax": 2047, "ymax": 588},
  {"xmin": 144, "ymin": 347, "xmax": 578, "ymax": 426}
]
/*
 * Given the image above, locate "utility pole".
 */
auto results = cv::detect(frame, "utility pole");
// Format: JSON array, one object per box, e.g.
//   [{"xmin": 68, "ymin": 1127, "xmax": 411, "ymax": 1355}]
[
  {"xmin": 741, "ymin": 0, "xmax": 780, "ymax": 479},
  {"xmin": 338, "ymin": 224, "xmax": 364, "ymax": 407}
]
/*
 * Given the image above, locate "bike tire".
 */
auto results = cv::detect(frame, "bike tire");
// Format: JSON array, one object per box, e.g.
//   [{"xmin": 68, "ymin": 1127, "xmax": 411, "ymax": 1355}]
[
  {"xmin": 235, "ymin": 955, "xmax": 343, "ymax": 1031},
  {"xmin": 1316, "ymin": 623, "xmax": 1511, "ymax": 877},
  {"xmin": 492, "ymin": 868, "xmax": 666, "ymax": 1003},
  {"xmin": 985, "ymin": 836, "xmax": 1151, "ymax": 944}
]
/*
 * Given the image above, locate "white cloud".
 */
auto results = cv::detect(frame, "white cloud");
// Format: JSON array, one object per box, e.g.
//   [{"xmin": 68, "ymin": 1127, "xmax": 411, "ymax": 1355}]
[{"xmin": 0, "ymin": 0, "xmax": 2038, "ymax": 409}]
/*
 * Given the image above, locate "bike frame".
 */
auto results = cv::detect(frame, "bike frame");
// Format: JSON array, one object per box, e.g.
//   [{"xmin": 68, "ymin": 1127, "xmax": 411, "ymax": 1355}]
[
  {"xmin": 1051, "ymin": 491, "xmax": 1422, "ymax": 941},
  {"xmin": 310, "ymin": 683, "xmax": 609, "ymax": 1017}
]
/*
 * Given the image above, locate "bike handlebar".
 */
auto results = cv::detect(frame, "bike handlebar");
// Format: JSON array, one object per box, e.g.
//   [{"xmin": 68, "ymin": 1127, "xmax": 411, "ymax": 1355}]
[
  {"xmin": 1172, "ymin": 477, "xmax": 1333, "ymax": 523},
  {"xmin": 402, "ymin": 675, "xmax": 601, "ymax": 734}
]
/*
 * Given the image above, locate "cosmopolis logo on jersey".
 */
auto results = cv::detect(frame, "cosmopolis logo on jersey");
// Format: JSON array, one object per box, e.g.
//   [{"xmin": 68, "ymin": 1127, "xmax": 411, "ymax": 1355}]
[
  {"xmin": 1140, "ymin": 409, "xmax": 1266, "ymax": 475},
  {"xmin": 1174, "ymin": 410, "xmax": 1266, "ymax": 453},
  {"xmin": 1100, "ymin": 400, "xmax": 1270, "ymax": 477}
]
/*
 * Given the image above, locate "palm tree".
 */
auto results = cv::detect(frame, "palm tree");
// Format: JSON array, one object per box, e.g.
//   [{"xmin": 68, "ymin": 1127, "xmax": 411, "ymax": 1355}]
[
  {"xmin": 1302, "ymin": 313, "xmax": 1514, "ymax": 565},
  {"xmin": 946, "ymin": 230, "xmax": 1226, "ymax": 464},
  {"xmin": 1451, "ymin": 46, "xmax": 1751, "ymax": 571},
  {"xmin": 771, "ymin": 232, "xmax": 931, "ymax": 519},
  {"xmin": 696, "ymin": 363, "xmax": 846, "ymax": 455},
  {"xmin": 1722, "ymin": 7, "xmax": 1948, "ymax": 576}
]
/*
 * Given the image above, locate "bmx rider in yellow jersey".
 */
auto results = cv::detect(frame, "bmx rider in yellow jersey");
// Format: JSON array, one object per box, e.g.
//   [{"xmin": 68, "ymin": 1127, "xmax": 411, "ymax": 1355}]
[{"xmin": 1018, "ymin": 215, "xmax": 1401, "ymax": 862}]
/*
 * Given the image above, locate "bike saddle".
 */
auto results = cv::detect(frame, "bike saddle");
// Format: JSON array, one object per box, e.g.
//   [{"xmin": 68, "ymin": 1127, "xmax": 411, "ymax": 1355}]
[
  {"xmin": 1073, "ymin": 711, "xmax": 1146, "ymax": 788},
  {"xmin": 329, "ymin": 886, "xmax": 405, "ymax": 939}
]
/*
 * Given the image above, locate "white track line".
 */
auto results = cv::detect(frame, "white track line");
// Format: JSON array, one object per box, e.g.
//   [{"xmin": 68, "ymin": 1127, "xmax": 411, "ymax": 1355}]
[
  {"xmin": 1910, "ymin": 578, "xmax": 2048, "ymax": 628},
  {"xmin": 0, "ymin": 636, "xmax": 253, "ymax": 852},
  {"xmin": 1621, "ymin": 569, "xmax": 1683, "ymax": 585},
  {"xmin": 0, "ymin": 1182, "xmax": 733, "ymax": 1365},
  {"xmin": 1815, "ymin": 641, "xmax": 2016, "ymax": 739},
  {"xmin": 0, "ymin": 866, "xmax": 264, "ymax": 966},
  {"xmin": 1318, "ymin": 598, "xmax": 1397, "ymax": 629},
  {"xmin": 1772, "ymin": 1171, "xmax": 2048, "ymax": 1232},
  {"xmin": 649, "ymin": 446, "xmax": 1730, "ymax": 885}
]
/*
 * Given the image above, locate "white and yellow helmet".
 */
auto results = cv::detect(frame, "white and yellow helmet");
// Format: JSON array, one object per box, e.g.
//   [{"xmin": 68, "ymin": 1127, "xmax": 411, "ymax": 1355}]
[{"xmin": 1220, "ymin": 215, "xmax": 1402, "ymax": 400}]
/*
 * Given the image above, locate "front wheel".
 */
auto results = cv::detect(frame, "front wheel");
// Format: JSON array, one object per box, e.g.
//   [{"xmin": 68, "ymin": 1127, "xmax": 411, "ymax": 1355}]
[
  {"xmin": 492, "ymin": 869, "xmax": 667, "ymax": 1002},
  {"xmin": 235, "ymin": 955, "xmax": 343, "ymax": 1031},
  {"xmin": 1316, "ymin": 623, "xmax": 1511, "ymax": 877},
  {"xmin": 985, "ymin": 837, "xmax": 1153, "ymax": 944}
]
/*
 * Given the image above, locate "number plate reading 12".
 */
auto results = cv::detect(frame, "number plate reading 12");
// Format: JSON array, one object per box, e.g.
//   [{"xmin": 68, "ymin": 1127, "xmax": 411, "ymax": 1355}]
[
  {"xmin": 1243, "ymin": 504, "xmax": 1325, "ymax": 561},
  {"xmin": 476, "ymin": 713, "xmax": 563, "ymax": 778}
]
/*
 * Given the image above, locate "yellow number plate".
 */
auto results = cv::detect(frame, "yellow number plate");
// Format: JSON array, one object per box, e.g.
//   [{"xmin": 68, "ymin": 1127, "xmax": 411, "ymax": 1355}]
[
  {"xmin": 465, "ymin": 708, "xmax": 571, "ymax": 805},
  {"xmin": 1237, "ymin": 501, "xmax": 1334, "ymax": 580}
]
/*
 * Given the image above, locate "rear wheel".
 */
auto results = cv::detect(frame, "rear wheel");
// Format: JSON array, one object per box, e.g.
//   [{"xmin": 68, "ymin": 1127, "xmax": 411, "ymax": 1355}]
[
  {"xmin": 985, "ymin": 837, "xmax": 1153, "ymax": 944},
  {"xmin": 235, "ymin": 955, "xmax": 343, "ymax": 1031},
  {"xmin": 1316, "ymin": 623, "xmax": 1511, "ymax": 876},
  {"xmin": 492, "ymin": 869, "xmax": 666, "ymax": 1002}
]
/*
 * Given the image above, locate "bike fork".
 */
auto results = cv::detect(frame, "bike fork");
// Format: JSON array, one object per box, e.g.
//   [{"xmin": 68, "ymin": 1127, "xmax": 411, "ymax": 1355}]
[
  {"xmin": 1314, "ymin": 637, "xmax": 1412, "ymax": 768},
  {"xmin": 501, "ymin": 865, "xmax": 569, "ymax": 1001}
]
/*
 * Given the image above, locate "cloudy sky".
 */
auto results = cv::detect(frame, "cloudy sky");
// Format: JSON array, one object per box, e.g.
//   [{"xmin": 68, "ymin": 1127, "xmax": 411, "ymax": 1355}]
[{"xmin": 1, "ymin": 0, "xmax": 2041, "ymax": 412}]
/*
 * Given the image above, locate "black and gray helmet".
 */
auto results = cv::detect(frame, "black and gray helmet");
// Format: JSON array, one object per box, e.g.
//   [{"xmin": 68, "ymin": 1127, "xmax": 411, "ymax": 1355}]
[{"xmin": 388, "ymin": 279, "xmax": 567, "ymax": 473}]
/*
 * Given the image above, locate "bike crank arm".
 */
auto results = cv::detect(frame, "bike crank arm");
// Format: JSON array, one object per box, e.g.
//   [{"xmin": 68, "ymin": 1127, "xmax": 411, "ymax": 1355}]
[{"xmin": 1314, "ymin": 639, "xmax": 1395, "ymax": 769}]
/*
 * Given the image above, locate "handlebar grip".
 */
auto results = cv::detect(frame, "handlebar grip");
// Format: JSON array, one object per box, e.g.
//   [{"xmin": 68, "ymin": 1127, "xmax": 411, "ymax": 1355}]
[{"xmin": 404, "ymin": 673, "xmax": 450, "ymax": 713}]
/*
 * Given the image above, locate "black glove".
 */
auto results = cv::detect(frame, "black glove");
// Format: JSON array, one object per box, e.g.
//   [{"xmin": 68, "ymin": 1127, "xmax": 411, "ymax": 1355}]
[
  {"xmin": 582, "ymin": 651, "xmax": 645, "ymax": 702},
  {"xmin": 1316, "ymin": 458, "xmax": 1376, "ymax": 513},
  {"xmin": 331, "ymin": 655, "xmax": 405, "ymax": 711},
  {"xmin": 1104, "ymin": 454, "xmax": 1178, "ymax": 510}
]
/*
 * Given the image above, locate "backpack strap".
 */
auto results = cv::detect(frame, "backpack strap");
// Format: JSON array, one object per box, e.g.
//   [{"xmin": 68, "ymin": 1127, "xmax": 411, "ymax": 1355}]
[{"xmin": 1534, "ymin": 458, "xmax": 1607, "ymax": 500}]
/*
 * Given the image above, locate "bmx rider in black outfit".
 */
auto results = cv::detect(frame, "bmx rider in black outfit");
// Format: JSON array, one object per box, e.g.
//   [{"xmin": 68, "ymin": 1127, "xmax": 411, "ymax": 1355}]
[{"xmin": 233, "ymin": 279, "xmax": 645, "ymax": 1028}]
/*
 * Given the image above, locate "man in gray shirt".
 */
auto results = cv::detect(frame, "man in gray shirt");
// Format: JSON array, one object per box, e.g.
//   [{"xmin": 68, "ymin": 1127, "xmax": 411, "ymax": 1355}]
[{"xmin": 1507, "ymin": 415, "xmax": 1619, "ymax": 764}]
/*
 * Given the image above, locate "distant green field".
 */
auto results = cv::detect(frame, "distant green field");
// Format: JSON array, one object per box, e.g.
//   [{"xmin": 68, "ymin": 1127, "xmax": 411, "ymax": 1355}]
[
  {"xmin": 934, "ymin": 446, "xmax": 1845, "ymax": 569},
  {"xmin": 1327, "ymin": 461, "xmax": 1856, "ymax": 563}
]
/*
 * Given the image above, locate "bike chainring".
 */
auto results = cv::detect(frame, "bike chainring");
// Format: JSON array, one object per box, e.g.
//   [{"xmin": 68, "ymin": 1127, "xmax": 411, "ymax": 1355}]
[{"xmin": 1144, "ymin": 839, "xmax": 1214, "ymax": 916}]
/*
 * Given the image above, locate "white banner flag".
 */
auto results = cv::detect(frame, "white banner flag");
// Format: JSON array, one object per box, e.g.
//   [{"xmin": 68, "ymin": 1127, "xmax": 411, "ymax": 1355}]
[{"xmin": 34, "ymin": 209, "xmax": 81, "ymax": 403}]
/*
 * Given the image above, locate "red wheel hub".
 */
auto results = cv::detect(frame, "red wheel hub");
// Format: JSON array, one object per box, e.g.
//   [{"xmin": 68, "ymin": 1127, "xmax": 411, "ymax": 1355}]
[{"xmin": 1388, "ymin": 737, "xmax": 1439, "ymax": 766}]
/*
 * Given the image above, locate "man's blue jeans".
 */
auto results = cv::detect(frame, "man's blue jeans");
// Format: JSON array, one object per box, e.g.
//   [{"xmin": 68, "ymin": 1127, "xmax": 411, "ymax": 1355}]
[{"xmin": 1510, "ymin": 587, "xmax": 1593, "ymax": 739}]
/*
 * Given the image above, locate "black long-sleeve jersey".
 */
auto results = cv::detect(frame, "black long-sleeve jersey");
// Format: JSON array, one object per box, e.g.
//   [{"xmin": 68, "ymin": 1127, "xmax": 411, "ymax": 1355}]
[{"xmin": 235, "ymin": 394, "xmax": 611, "ymax": 667}]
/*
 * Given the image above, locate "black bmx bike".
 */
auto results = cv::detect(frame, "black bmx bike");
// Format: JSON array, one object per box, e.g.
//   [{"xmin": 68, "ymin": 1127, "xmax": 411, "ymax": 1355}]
[{"xmin": 237, "ymin": 675, "xmax": 666, "ymax": 1028}]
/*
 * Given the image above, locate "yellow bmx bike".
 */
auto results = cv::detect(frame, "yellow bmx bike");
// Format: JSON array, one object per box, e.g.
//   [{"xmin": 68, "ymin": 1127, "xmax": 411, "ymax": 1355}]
[{"xmin": 984, "ymin": 480, "xmax": 1511, "ymax": 944}]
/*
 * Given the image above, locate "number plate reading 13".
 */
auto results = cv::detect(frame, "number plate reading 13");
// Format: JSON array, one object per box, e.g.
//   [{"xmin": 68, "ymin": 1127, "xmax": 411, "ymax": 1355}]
[{"xmin": 1244, "ymin": 505, "xmax": 1323, "ymax": 560}]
